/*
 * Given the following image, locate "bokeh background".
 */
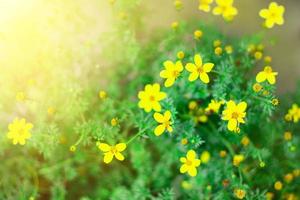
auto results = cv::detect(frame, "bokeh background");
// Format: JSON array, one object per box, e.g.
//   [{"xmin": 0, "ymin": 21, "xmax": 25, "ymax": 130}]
[{"xmin": 0, "ymin": 0, "xmax": 299, "ymax": 94}]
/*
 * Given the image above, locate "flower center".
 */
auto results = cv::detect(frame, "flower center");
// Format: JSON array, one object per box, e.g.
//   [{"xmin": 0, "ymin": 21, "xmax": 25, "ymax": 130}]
[
  {"xmin": 186, "ymin": 159, "xmax": 193, "ymax": 166},
  {"xmin": 231, "ymin": 112, "xmax": 239, "ymax": 119},
  {"xmin": 149, "ymin": 96, "xmax": 155, "ymax": 101},
  {"xmin": 111, "ymin": 147, "xmax": 118, "ymax": 154},
  {"xmin": 164, "ymin": 120, "xmax": 171, "ymax": 127},
  {"xmin": 197, "ymin": 67, "xmax": 204, "ymax": 73},
  {"xmin": 172, "ymin": 70, "xmax": 180, "ymax": 78}
]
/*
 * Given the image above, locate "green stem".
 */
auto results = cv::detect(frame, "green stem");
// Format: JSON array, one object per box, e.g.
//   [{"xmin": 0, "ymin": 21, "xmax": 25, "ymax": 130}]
[{"xmin": 126, "ymin": 127, "xmax": 147, "ymax": 144}]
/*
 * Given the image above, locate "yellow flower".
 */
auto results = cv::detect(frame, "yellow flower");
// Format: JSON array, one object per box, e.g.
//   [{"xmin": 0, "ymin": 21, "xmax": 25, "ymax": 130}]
[
  {"xmin": 256, "ymin": 66, "xmax": 278, "ymax": 85},
  {"xmin": 254, "ymin": 51, "xmax": 263, "ymax": 60},
  {"xmin": 222, "ymin": 100, "xmax": 247, "ymax": 132},
  {"xmin": 111, "ymin": 118, "xmax": 118, "ymax": 126},
  {"xmin": 213, "ymin": 39, "xmax": 222, "ymax": 47},
  {"xmin": 252, "ymin": 83, "xmax": 263, "ymax": 92},
  {"xmin": 69, "ymin": 145, "xmax": 76, "ymax": 152},
  {"xmin": 264, "ymin": 56, "xmax": 272, "ymax": 64},
  {"xmin": 266, "ymin": 192, "xmax": 274, "ymax": 200},
  {"xmin": 293, "ymin": 169, "xmax": 300, "ymax": 177},
  {"xmin": 213, "ymin": 0, "xmax": 238, "ymax": 21},
  {"xmin": 98, "ymin": 142, "xmax": 127, "ymax": 164},
  {"xmin": 286, "ymin": 104, "xmax": 300, "ymax": 123},
  {"xmin": 234, "ymin": 188, "xmax": 246, "ymax": 199},
  {"xmin": 174, "ymin": 0, "xmax": 183, "ymax": 10},
  {"xmin": 7, "ymin": 118, "xmax": 33, "ymax": 145},
  {"xmin": 138, "ymin": 83, "xmax": 167, "ymax": 112},
  {"xmin": 214, "ymin": 47, "xmax": 223, "ymax": 56},
  {"xmin": 181, "ymin": 181, "xmax": 193, "ymax": 190},
  {"xmin": 189, "ymin": 101, "xmax": 198, "ymax": 110},
  {"xmin": 198, "ymin": 0, "xmax": 213, "ymax": 12},
  {"xmin": 181, "ymin": 138, "xmax": 188, "ymax": 145},
  {"xmin": 259, "ymin": 161, "xmax": 266, "ymax": 168},
  {"xmin": 160, "ymin": 60, "xmax": 184, "ymax": 87},
  {"xmin": 225, "ymin": 45, "xmax": 233, "ymax": 54},
  {"xmin": 194, "ymin": 30, "xmax": 203, "ymax": 40},
  {"xmin": 180, "ymin": 150, "xmax": 201, "ymax": 177},
  {"xmin": 99, "ymin": 90, "xmax": 107, "ymax": 99},
  {"xmin": 185, "ymin": 54, "xmax": 214, "ymax": 84},
  {"xmin": 16, "ymin": 92, "xmax": 26, "ymax": 102},
  {"xmin": 200, "ymin": 151, "xmax": 210, "ymax": 164},
  {"xmin": 177, "ymin": 51, "xmax": 185, "ymax": 59},
  {"xmin": 171, "ymin": 21, "xmax": 179, "ymax": 30},
  {"xmin": 274, "ymin": 181, "xmax": 283, "ymax": 190},
  {"xmin": 233, "ymin": 154, "xmax": 244, "ymax": 166},
  {"xmin": 205, "ymin": 99, "xmax": 224, "ymax": 113},
  {"xmin": 241, "ymin": 136, "xmax": 250, "ymax": 147},
  {"xmin": 153, "ymin": 110, "xmax": 173, "ymax": 136},
  {"xmin": 284, "ymin": 173, "xmax": 294, "ymax": 183},
  {"xmin": 259, "ymin": 2, "xmax": 285, "ymax": 28},
  {"xmin": 219, "ymin": 150, "xmax": 227, "ymax": 158},
  {"xmin": 271, "ymin": 98, "xmax": 279, "ymax": 106}
]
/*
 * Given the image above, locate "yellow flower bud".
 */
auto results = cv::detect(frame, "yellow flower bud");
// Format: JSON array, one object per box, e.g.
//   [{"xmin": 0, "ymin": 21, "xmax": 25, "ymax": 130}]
[
  {"xmin": 241, "ymin": 136, "xmax": 250, "ymax": 147},
  {"xmin": 214, "ymin": 47, "xmax": 223, "ymax": 56},
  {"xmin": 200, "ymin": 151, "xmax": 210, "ymax": 164},
  {"xmin": 274, "ymin": 181, "xmax": 282, "ymax": 190},
  {"xmin": 284, "ymin": 173, "xmax": 294, "ymax": 183},
  {"xmin": 219, "ymin": 150, "xmax": 227, "ymax": 158},
  {"xmin": 181, "ymin": 138, "xmax": 188, "ymax": 145},
  {"xmin": 225, "ymin": 45, "xmax": 233, "ymax": 54},
  {"xmin": 254, "ymin": 51, "xmax": 263, "ymax": 60},
  {"xmin": 188, "ymin": 101, "xmax": 197, "ymax": 110},
  {"xmin": 194, "ymin": 30, "xmax": 203, "ymax": 40},
  {"xmin": 111, "ymin": 118, "xmax": 118, "ymax": 126},
  {"xmin": 99, "ymin": 90, "xmax": 107, "ymax": 99},
  {"xmin": 213, "ymin": 40, "xmax": 222, "ymax": 47},
  {"xmin": 252, "ymin": 83, "xmax": 262, "ymax": 92},
  {"xmin": 177, "ymin": 51, "xmax": 185, "ymax": 59},
  {"xmin": 284, "ymin": 131, "xmax": 292, "ymax": 141},
  {"xmin": 70, "ymin": 145, "xmax": 76, "ymax": 152}
]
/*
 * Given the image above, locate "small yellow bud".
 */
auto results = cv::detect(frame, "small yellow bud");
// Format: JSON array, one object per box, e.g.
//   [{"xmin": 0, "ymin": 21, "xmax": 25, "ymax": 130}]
[
  {"xmin": 181, "ymin": 138, "xmax": 188, "ymax": 145},
  {"xmin": 47, "ymin": 107, "xmax": 56, "ymax": 115},
  {"xmin": 213, "ymin": 40, "xmax": 222, "ymax": 47},
  {"xmin": 254, "ymin": 51, "xmax": 263, "ymax": 60},
  {"xmin": 293, "ymin": 169, "xmax": 300, "ymax": 177},
  {"xmin": 225, "ymin": 45, "xmax": 233, "ymax": 54},
  {"xmin": 99, "ymin": 90, "xmax": 107, "ymax": 99},
  {"xmin": 200, "ymin": 151, "xmax": 210, "ymax": 164},
  {"xmin": 271, "ymin": 98, "xmax": 279, "ymax": 106},
  {"xmin": 264, "ymin": 56, "xmax": 272, "ymax": 63},
  {"xmin": 241, "ymin": 136, "xmax": 250, "ymax": 147},
  {"xmin": 174, "ymin": 0, "xmax": 183, "ymax": 10},
  {"xmin": 262, "ymin": 90, "xmax": 270, "ymax": 96},
  {"xmin": 234, "ymin": 188, "xmax": 246, "ymax": 199},
  {"xmin": 194, "ymin": 30, "xmax": 203, "ymax": 40},
  {"xmin": 274, "ymin": 181, "xmax": 282, "ymax": 190},
  {"xmin": 70, "ymin": 145, "xmax": 76, "ymax": 152},
  {"xmin": 111, "ymin": 118, "xmax": 118, "ymax": 126},
  {"xmin": 171, "ymin": 21, "xmax": 179, "ymax": 30},
  {"xmin": 181, "ymin": 181, "xmax": 192, "ymax": 190},
  {"xmin": 285, "ymin": 114, "xmax": 292, "ymax": 122},
  {"xmin": 257, "ymin": 44, "xmax": 264, "ymax": 51},
  {"xmin": 177, "ymin": 51, "xmax": 185, "ymax": 59},
  {"xmin": 252, "ymin": 83, "xmax": 262, "ymax": 92},
  {"xmin": 219, "ymin": 150, "xmax": 227, "ymax": 158},
  {"xmin": 214, "ymin": 47, "xmax": 223, "ymax": 56},
  {"xmin": 284, "ymin": 173, "xmax": 294, "ymax": 183},
  {"xmin": 259, "ymin": 161, "xmax": 265, "ymax": 168},
  {"xmin": 284, "ymin": 131, "xmax": 292, "ymax": 141},
  {"xmin": 188, "ymin": 101, "xmax": 197, "ymax": 110},
  {"xmin": 266, "ymin": 192, "xmax": 274, "ymax": 200},
  {"xmin": 233, "ymin": 154, "xmax": 244, "ymax": 166}
]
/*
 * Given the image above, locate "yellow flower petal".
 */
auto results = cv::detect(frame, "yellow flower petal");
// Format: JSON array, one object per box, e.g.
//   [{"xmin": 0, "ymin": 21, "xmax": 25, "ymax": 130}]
[
  {"xmin": 188, "ymin": 167, "xmax": 197, "ymax": 177},
  {"xmin": 188, "ymin": 72, "xmax": 199, "ymax": 82},
  {"xmin": 200, "ymin": 72, "xmax": 210, "ymax": 83},
  {"xmin": 154, "ymin": 124, "xmax": 166, "ymax": 136},
  {"xmin": 180, "ymin": 164, "xmax": 188, "ymax": 173},
  {"xmin": 99, "ymin": 143, "xmax": 111, "ymax": 152},
  {"xmin": 185, "ymin": 63, "xmax": 197, "ymax": 72},
  {"xmin": 165, "ymin": 78, "xmax": 175, "ymax": 87},
  {"xmin": 256, "ymin": 72, "xmax": 267, "ymax": 82},
  {"xmin": 115, "ymin": 152, "xmax": 125, "ymax": 161},
  {"xmin": 175, "ymin": 61, "xmax": 184, "ymax": 71},
  {"xmin": 267, "ymin": 75, "xmax": 276, "ymax": 84},
  {"xmin": 104, "ymin": 152, "xmax": 114, "ymax": 164},
  {"xmin": 228, "ymin": 119, "xmax": 237, "ymax": 131},
  {"xmin": 115, "ymin": 143, "xmax": 127, "ymax": 152},
  {"xmin": 187, "ymin": 150, "xmax": 196, "ymax": 160},
  {"xmin": 154, "ymin": 112, "xmax": 164, "ymax": 123},
  {"xmin": 237, "ymin": 102, "xmax": 247, "ymax": 112},
  {"xmin": 203, "ymin": 63, "xmax": 214, "ymax": 72},
  {"xmin": 194, "ymin": 54, "xmax": 203, "ymax": 67},
  {"xmin": 164, "ymin": 110, "xmax": 171, "ymax": 120},
  {"xmin": 259, "ymin": 9, "xmax": 269, "ymax": 18}
]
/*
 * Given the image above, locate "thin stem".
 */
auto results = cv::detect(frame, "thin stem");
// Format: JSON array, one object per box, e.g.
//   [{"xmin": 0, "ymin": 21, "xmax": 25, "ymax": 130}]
[{"xmin": 126, "ymin": 127, "xmax": 147, "ymax": 144}]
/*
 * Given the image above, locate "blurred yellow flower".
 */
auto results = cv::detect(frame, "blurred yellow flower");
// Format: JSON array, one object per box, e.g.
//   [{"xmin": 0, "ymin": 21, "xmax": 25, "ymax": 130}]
[
  {"xmin": 69, "ymin": 145, "xmax": 76, "ymax": 152},
  {"xmin": 254, "ymin": 51, "xmax": 263, "ymax": 60},
  {"xmin": 185, "ymin": 54, "xmax": 214, "ymax": 84},
  {"xmin": 200, "ymin": 151, "xmax": 210, "ymax": 164},
  {"xmin": 259, "ymin": 2, "xmax": 285, "ymax": 28},
  {"xmin": 138, "ymin": 83, "xmax": 167, "ymax": 112},
  {"xmin": 286, "ymin": 104, "xmax": 300, "ymax": 123},
  {"xmin": 99, "ymin": 90, "xmax": 107, "ymax": 99},
  {"xmin": 266, "ymin": 192, "xmax": 274, "ymax": 200},
  {"xmin": 222, "ymin": 100, "xmax": 247, "ymax": 132},
  {"xmin": 181, "ymin": 181, "xmax": 193, "ymax": 190},
  {"xmin": 16, "ymin": 92, "xmax": 26, "ymax": 102},
  {"xmin": 153, "ymin": 110, "xmax": 173, "ymax": 136},
  {"xmin": 198, "ymin": 0, "xmax": 213, "ymax": 12},
  {"xmin": 177, "ymin": 51, "xmax": 185, "ymax": 60},
  {"xmin": 189, "ymin": 101, "xmax": 198, "ymax": 110},
  {"xmin": 274, "ymin": 181, "xmax": 282, "ymax": 190},
  {"xmin": 219, "ymin": 150, "xmax": 227, "ymax": 158},
  {"xmin": 174, "ymin": 0, "xmax": 183, "ymax": 10},
  {"xmin": 213, "ymin": 0, "xmax": 238, "ymax": 21},
  {"xmin": 234, "ymin": 188, "xmax": 246, "ymax": 199},
  {"xmin": 171, "ymin": 21, "xmax": 179, "ymax": 29},
  {"xmin": 252, "ymin": 83, "xmax": 263, "ymax": 92},
  {"xmin": 284, "ymin": 131, "xmax": 292, "ymax": 141},
  {"xmin": 284, "ymin": 173, "xmax": 294, "ymax": 183},
  {"xmin": 47, "ymin": 107, "xmax": 56, "ymax": 115},
  {"xmin": 180, "ymin": 150, "xmax": 201, "ymax": 177},
  {"xmin": 271, "ymin": 98, "xmax": 279, "ymax": 106},
  {"xmin": 264, "ymin": 56, "xmax": 272, "ymax": 64},
  {"xmin": 111, "ymin": 118, "xmax": 118, "ymax": 126},
  {"xmin": 98, "ymin": 142, "xmax": 127, "ymax": 164},
  {"xmin": 181, "ymin": 138, "xmax": 188, "ymax": 145},
  {"xmin": 256, "ymin": 66, "xmax": 278, "ymax": 85},
  {"xmin": 241, "ymin": 136, "xmax": 250, "ymax": 147},
  {"xmin": 194, "ymin": 29, "xmax": 203, "ymax": 40},
  {"xmin": 225, "ymin": 45, "xmax": 233, "ymax": 54},
  {"xmin": 7, "ymin": 118, "xmax": 33, "ymax": 145},
  {"xmin": 160, "ymin": 60, "xmax": 184, "ymax": 87},
  {"xmin": 205, "ymin": 99, "xmax": 224, "ymax": 113},
  {"xmin": 213, "ymin": 39, "xmax": 222, "ymax": 47},
  {"xmin": 214, "ymin": 47, "xmax": 223, "ymax": 56},
  {"xmin": 233, "ymin": 154, "xmax": 244, "ymax": 166}
]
